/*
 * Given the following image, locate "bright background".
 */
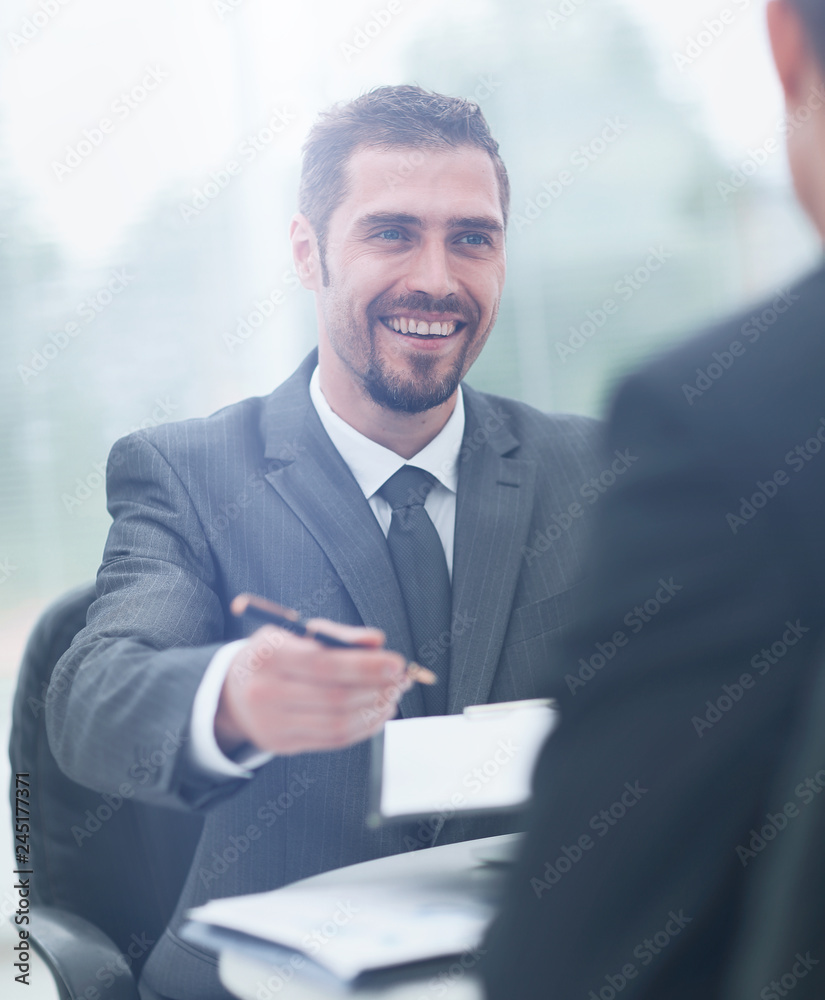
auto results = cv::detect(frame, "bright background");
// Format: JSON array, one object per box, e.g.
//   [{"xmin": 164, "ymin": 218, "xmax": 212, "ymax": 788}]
[{"xmin": 0, "ymin": 0, "xmax": 821, "ymax": 992}]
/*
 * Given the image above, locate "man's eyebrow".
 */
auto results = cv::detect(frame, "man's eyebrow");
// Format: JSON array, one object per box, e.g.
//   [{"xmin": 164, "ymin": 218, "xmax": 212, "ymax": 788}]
[
  {"xmin": 354, "ymin": 212, "xmax": 504, "ymax": 234},
  {"xmin": 355, "ymin": 213, "xmax": 423, "ymax": 230},
  {"xmin": 446, "ymin": 216, "xmax": 504, "ymax": 234}
]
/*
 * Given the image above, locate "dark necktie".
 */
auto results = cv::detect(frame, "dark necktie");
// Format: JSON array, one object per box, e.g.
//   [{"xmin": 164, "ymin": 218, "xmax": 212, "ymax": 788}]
[{"xmin": 378, "ymin": 466, "xmax": 451, "ymax": 715}]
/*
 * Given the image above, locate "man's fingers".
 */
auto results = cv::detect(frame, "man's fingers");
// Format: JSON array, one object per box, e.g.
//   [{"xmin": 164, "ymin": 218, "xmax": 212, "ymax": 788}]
[
  {"xmin": 252, "ymin": 706, "xmax": 393, "ymax": 754},
  {"xmin": 304, "ymin": 617, "xmax": 386, "ymax": 648},
  {"xmin": 240, "ymin": 674, "xmax": 409, "ymax": 715},
  {"xmin": 240, "ymin": 690, "xmax": 399, "ymax": 753},
  {"xmin": 238, "ymin": 626, "xmax": 406, "ymax": 687},
  {"xmin": 220, "ymin": 621, "xmax": 412, "ymax": 754}
]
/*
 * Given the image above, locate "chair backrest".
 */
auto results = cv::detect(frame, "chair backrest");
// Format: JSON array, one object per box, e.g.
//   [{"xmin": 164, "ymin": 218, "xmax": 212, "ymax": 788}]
[{"xmin": 8, "ymin": 583, "xmax": 204, "ymax": 980}]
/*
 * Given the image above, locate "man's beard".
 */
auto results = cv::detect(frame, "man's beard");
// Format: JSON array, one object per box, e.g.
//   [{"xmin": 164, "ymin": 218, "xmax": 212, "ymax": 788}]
[
  {"xmin": 326, "ymin": 291, "xmax": 484, "ymax": 414},
  {"xmin": 360, "ymin": 346, "xmax": 468, "ymax": 413}
]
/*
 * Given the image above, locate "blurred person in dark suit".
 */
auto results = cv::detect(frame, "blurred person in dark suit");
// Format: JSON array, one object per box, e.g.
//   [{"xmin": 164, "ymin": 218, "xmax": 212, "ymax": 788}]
[{"xmin": 482, "ymin": 2, "xmax": 825, "ymax": 998}]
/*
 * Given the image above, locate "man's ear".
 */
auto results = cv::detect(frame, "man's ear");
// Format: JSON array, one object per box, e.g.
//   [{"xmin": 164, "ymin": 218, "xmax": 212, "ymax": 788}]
[
  {"xmin": 767, "ymin": 0, "xmax": 815, "ymax": 107},
  {"xmin": 290, "ymin": 213, "xmax": 323, "ymax": 291}
]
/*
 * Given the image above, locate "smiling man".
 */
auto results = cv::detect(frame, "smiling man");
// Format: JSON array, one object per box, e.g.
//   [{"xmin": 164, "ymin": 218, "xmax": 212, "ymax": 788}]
[{"xmin": 47, "ymin": 86, "xmax": 601, "ymax": 1000}]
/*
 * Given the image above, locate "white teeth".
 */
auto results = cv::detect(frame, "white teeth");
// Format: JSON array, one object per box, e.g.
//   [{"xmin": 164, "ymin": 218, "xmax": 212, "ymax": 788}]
[{"xmin": 384, "ymin": 317, "xmax": 458, "ymax": 336}]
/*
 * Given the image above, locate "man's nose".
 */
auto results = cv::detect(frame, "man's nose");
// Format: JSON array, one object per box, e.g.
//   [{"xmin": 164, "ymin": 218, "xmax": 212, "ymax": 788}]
[{"xmin": 402, "ymin": 240, "xmax": 457, "ymax": 299}]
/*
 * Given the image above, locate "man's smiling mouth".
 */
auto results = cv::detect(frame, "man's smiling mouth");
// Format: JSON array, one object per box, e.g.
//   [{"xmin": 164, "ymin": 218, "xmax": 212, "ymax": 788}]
[{"xmin": 379, "ymin": 316, "xmax": 464, "ymax": 338}]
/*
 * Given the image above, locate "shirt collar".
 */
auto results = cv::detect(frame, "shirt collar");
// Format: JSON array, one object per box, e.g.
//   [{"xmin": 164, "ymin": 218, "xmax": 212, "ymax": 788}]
[{"xmin": 308, "ymin": 366, "xmax": 464, "ymax": 500}]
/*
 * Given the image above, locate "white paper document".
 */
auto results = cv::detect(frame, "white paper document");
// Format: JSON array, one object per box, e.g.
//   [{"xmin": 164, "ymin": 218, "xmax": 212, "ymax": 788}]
[
  {"xmin": 189, "ymin": 881, "xmax": 493, "ymax": 982},
  {"xmin": 374, "ymin": 699, "xmax": 559, "ymax": 821}
]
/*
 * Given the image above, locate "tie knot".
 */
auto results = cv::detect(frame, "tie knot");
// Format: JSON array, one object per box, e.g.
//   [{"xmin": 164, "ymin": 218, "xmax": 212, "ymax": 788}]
[{"xmin": 378, "ymin": 466, "xmax": 436, "ymax": 511}]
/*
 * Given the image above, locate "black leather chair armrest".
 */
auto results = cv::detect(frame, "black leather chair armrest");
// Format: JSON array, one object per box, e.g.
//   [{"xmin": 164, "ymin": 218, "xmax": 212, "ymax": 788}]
[{"xmin": 29, "ymin": 905, "xmax": 140, "ymax": 1000}]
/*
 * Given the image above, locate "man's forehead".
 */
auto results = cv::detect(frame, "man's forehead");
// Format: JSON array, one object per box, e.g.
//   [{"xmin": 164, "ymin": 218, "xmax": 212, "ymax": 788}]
[{"xmin": 336, "ymin": 144, "xmax": 503, "ymax": 226}]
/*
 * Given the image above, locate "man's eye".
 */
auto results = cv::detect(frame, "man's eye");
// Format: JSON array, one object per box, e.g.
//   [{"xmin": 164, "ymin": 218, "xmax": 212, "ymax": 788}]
[
  {"xmin": 460, "ymin": 233, "xmax": 490, "ymax": 246},
  {"xmin": 377, "ymin": 229, "xmax": 402, "ymax": 241}
]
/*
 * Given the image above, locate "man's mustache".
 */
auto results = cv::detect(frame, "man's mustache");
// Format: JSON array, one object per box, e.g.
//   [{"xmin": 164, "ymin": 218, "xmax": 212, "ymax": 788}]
[{"xmin": 370, "ymin": 294, "xmax": 477, "ymax": 323}]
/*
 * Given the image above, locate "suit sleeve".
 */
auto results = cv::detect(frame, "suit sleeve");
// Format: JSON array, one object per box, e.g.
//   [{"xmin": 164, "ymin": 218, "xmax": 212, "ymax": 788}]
[
  {"xmin": 46, "ymin": 431, "xmax": 248, "ymax": 810},
  {"xmin": 481, "ymin": 370, "xmax": 825, "ymax": 999}
]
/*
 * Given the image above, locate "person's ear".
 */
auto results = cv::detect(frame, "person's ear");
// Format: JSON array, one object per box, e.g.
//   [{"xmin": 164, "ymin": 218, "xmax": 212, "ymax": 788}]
[
  {"xmin": 290, "ymin": 214, "xmax": 323, "ymax": 292},
  {"xmin": 767, "ymin": 0, "xmax": 816, "ymax": 107}
]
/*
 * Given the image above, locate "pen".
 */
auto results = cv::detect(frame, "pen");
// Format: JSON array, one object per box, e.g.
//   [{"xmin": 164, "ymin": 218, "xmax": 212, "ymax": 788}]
[{"xmin": 230, "ymin": 592, "xmax": 438, "ymax": 685}]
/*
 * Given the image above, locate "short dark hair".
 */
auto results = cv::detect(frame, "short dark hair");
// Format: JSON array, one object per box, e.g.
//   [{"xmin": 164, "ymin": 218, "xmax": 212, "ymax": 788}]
[
  {"xmin": 298, "ymin": 85, "xmax": 510, "ymax": 269},
  {"xmin": 791, "ymin": 0, "xmax": 825, "ymax": 70}
]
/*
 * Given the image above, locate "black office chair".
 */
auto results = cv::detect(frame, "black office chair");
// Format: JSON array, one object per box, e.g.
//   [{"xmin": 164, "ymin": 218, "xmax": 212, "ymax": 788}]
[{"xmin": 8, "ymin": 583, "xmax": 205, "ymax": 1000}]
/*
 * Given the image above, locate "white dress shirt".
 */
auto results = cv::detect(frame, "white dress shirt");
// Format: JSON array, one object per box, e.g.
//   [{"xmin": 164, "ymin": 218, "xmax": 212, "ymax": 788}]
[{"xmin": 188, "ymin": 367, "xmax": 465, "ymax": 778}]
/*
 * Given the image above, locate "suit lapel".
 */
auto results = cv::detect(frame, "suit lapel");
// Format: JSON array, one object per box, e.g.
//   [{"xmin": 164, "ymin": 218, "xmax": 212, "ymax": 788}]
[
  {"xmin": 260, "ymin": 353, "xmax": 425, "ymax": 718},
  {"xmin": 448, "ymin": 388, "xmax": 537, "ymax": 712}
]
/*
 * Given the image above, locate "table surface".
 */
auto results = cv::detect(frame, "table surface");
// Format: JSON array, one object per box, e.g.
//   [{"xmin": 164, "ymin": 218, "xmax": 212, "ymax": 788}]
[{"xmin": 218, "ymin": 833, "xmax": 521, "ymax": 1000}]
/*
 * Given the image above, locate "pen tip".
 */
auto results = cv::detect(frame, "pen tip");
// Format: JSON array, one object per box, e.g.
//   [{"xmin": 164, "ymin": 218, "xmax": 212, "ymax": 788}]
[
  {"xmin": 230, "ymin": 594, "xmax": 250, "ymax": 616},
  {"xmin": 407, "ymin": 663, "xmax": 438, "ymax": 685}
]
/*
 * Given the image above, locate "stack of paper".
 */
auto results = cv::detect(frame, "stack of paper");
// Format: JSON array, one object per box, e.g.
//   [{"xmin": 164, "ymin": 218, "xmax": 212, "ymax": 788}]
[{"xmin": 187, "ymin": 880, "xmax": 493, "ymax": 982}]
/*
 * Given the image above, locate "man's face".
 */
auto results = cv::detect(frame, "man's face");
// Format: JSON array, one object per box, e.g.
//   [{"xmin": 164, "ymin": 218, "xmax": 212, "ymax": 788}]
[{"xmin": 312, "ymin": 145, "xmax": 507, "ymax": 414}]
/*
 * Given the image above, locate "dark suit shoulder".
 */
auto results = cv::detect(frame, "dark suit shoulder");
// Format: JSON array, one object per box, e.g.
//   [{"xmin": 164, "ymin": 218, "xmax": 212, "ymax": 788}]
[{"xmin": 618, "ymin": 264, "xmax": 825, "ymax": 435}]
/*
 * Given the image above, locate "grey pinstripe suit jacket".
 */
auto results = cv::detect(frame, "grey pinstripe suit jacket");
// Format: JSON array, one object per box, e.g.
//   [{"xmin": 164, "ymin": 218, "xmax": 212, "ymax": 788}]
[{"xmin": 46, "ymin": 350, "xmax": 601, "ymax": 999}]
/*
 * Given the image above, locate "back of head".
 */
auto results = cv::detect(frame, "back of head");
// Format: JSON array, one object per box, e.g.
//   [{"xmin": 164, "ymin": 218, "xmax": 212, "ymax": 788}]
[
  {"xmin": 791, "ymin": 0, "xmax": 825, "ymax": 70},
  {"xmin": 769, "ymin": 0, "xmax": 825, "ymax": 238},
  {"xmin": 298, "ymin": 84, "xmax": 510, "ymax": 251}
]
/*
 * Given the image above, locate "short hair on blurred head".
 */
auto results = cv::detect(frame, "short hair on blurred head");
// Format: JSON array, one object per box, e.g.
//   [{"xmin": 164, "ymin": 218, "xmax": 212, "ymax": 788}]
[{"xmin": 790, "ymin": 0, "xmax": 825, "ymax": 72}]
